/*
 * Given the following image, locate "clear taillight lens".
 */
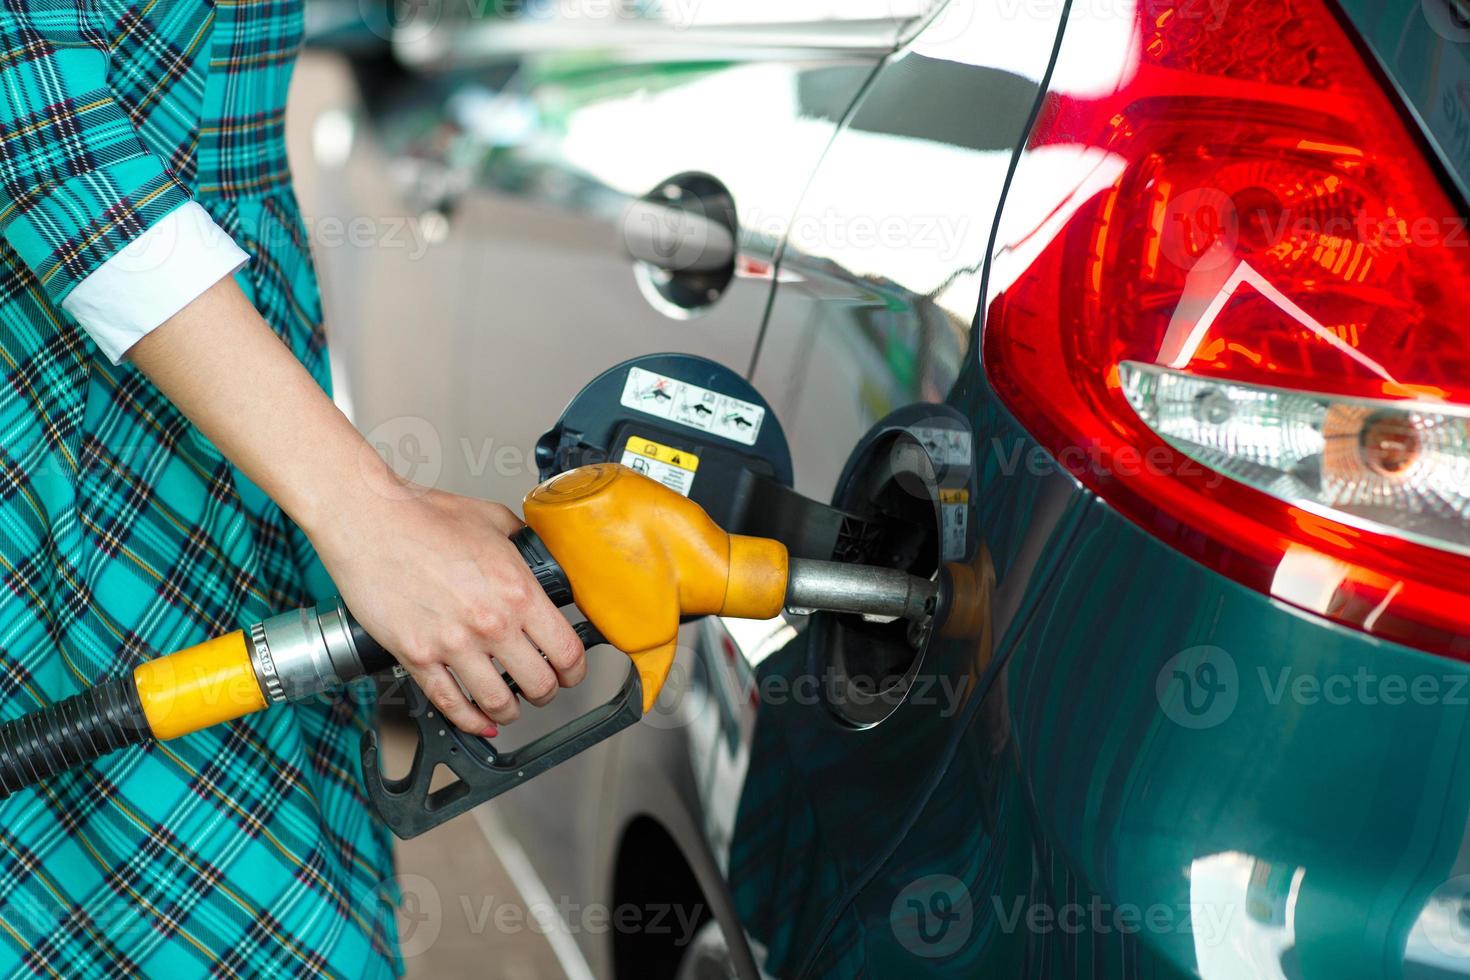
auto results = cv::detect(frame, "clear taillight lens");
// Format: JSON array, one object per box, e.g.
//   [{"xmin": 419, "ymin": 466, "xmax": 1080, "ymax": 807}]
[
  {"xmin": 1121, "ymin": 364, "xmax": 1470, "ymax": 556},
  {"xmin": 984, "ymin": 0, "xmax": 1470, "ymax": 655}
]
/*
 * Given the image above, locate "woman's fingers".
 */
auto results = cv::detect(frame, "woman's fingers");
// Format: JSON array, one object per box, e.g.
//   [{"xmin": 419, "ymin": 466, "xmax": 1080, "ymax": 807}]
[
  {"xmin": 488, "ymin": 632, "xmax": 559, "ymax": 708},
  {"xmin": 450, "ymin": 652, "xmax": 524, "ymax": 725},
  {"xmin": 524, "ymin": 606, "xmax": 587, "ymax": 689},
  {"xmin": 481, "ymin": 539, "xmax": 586, "ymax": 694},
  {"xmin": 416, "ymin": 665, "xmax": 498, "ymax": 736}
]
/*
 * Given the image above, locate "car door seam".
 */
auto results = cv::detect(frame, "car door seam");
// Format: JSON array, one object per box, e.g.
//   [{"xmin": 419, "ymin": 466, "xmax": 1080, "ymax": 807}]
[{"xmin": 788, "ymin": 1, "xmax": 1079, "ymax": 968}]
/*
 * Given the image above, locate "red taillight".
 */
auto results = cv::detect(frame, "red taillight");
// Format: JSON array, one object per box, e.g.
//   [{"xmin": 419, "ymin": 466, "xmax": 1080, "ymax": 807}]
[{"xmin": 984, "ymin": 0, "xmax": 1470, "ymax": 655}]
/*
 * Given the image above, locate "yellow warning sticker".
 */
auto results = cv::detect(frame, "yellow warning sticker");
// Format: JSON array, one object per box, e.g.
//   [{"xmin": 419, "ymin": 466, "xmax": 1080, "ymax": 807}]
[
  {"xmin": 621, "ymin": 436, "xmax": 698, "ymax": 496},
  {"xmin": 939, "ymin": 486, "xmax": 970, "ymax": 560},
  {"xmin": 624, "ymin": 437, "xmax": 699, "ymax": 471}
]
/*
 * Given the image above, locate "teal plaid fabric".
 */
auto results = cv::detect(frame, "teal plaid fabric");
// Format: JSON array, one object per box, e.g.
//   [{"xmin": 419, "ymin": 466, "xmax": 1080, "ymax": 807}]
[{"xmin": 0, "ymin": 0, "xmax": 401, "ymax": 975}]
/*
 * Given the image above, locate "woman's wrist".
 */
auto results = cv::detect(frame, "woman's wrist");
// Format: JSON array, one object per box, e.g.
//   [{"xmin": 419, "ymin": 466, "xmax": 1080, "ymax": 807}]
[{"xmin": 286, "ymin": 429, "xmax": 406, "ymax": 551}]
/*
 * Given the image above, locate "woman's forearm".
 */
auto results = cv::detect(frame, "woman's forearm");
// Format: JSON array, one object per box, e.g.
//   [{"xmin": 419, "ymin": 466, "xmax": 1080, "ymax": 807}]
[{"xmin": 129, "ymin": 276, "xmax": 373, "ymax": 535}]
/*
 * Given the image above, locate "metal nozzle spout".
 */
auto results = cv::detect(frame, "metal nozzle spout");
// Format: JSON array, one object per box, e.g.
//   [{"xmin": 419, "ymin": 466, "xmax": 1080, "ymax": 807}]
[{"xmin": 783, "ymin": 558, "xmax": 938, "ymax": 623}]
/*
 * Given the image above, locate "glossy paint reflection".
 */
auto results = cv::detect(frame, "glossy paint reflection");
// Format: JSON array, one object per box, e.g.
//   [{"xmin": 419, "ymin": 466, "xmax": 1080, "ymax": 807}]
[
  {"xmin": 727, "ymin": 1, "xmax": 1074, "ymax": 974},
  {"xmin": 751, "ymin": 0, "xmax": 1065, "ymax": 497}
]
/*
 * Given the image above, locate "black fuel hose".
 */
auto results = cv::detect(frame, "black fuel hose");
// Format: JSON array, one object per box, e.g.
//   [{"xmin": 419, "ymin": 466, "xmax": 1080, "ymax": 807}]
[{"xmin": 0, "ymin": 676, "xmax": 151, "ymax": 799}]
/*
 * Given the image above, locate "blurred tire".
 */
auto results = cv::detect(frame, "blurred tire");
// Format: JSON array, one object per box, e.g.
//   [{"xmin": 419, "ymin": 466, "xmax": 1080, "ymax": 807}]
[{"xmin": 673, "ymin": 921, "xmax": 739, "ymax": 980}]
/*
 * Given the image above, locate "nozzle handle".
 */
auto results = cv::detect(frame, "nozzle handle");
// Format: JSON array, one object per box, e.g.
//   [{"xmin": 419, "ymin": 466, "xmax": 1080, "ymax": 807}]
[
  {"xmin": 512, "ymin": 526, "xmax": 573, "ymax": 607},
  {"xmin": 360, "ymin": 619, "xmax": 634, "ymax": 839},
  {"xmin": 0, "ymin": 677, "xmax": 150, "ymax": 800}
]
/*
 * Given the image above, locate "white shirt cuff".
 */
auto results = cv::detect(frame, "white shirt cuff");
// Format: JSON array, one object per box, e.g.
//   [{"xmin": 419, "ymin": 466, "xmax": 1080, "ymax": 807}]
[{"xmin": 62, "ymin": 201, "xmax": 251, "ymax": 364}]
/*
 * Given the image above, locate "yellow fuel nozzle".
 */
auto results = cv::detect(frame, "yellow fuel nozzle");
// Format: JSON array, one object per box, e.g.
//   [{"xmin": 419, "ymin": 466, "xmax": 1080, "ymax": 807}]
[{"xmin": 523, "ymin": 463, "xmax": 788, "ymax": 712}]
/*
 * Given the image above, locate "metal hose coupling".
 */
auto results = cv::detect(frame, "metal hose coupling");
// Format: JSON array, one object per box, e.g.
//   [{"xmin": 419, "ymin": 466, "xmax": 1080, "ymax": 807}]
[{"xmin": 246, "ymin": 598, "xmax": 377, "ymax": 705}]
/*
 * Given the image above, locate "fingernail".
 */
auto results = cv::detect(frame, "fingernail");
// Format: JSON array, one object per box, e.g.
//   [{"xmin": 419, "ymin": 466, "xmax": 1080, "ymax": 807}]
[{"xmin": 482, "ymin": 725, "xmax": 499, "ymax": 738}]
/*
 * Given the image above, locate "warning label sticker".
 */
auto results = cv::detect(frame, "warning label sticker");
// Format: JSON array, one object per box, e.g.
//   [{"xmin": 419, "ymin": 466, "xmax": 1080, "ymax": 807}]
[
  {"xmin": 619, "ymin": 367, "xmax": 765, "ymax": 447},
  {"xmin": 939, "ymin": 487, "xmax": 969, "ymax": 561},
  {"xmin": 911, "ymin": 426, "xmax": 972, "ymax": 468},
  {"xmin": 620, "ymin": 436, "xmax": 698, "ymax": 497}
]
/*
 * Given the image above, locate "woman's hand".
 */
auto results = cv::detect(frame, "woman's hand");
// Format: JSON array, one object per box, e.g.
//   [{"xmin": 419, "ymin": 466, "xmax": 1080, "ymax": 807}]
[
  {"xmin": 129, "ymin": 277, "xmax": 586, "ymax": 735},
  {"xmin": 309, "ymin": 469, "xmax": 587, "ymax": 735}
]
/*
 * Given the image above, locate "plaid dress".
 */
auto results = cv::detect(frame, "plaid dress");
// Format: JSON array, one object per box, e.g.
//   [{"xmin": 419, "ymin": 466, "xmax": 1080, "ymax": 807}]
[{"xmin": 0, "ymin": 0, "xmax": 401, "ymax": 975}]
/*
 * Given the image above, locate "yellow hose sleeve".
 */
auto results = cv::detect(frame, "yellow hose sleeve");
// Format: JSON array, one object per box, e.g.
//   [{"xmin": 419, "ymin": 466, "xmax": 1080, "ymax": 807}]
[{"xmin": 133, "ymin": 630, "xmax": 268, "ymax": 740}]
